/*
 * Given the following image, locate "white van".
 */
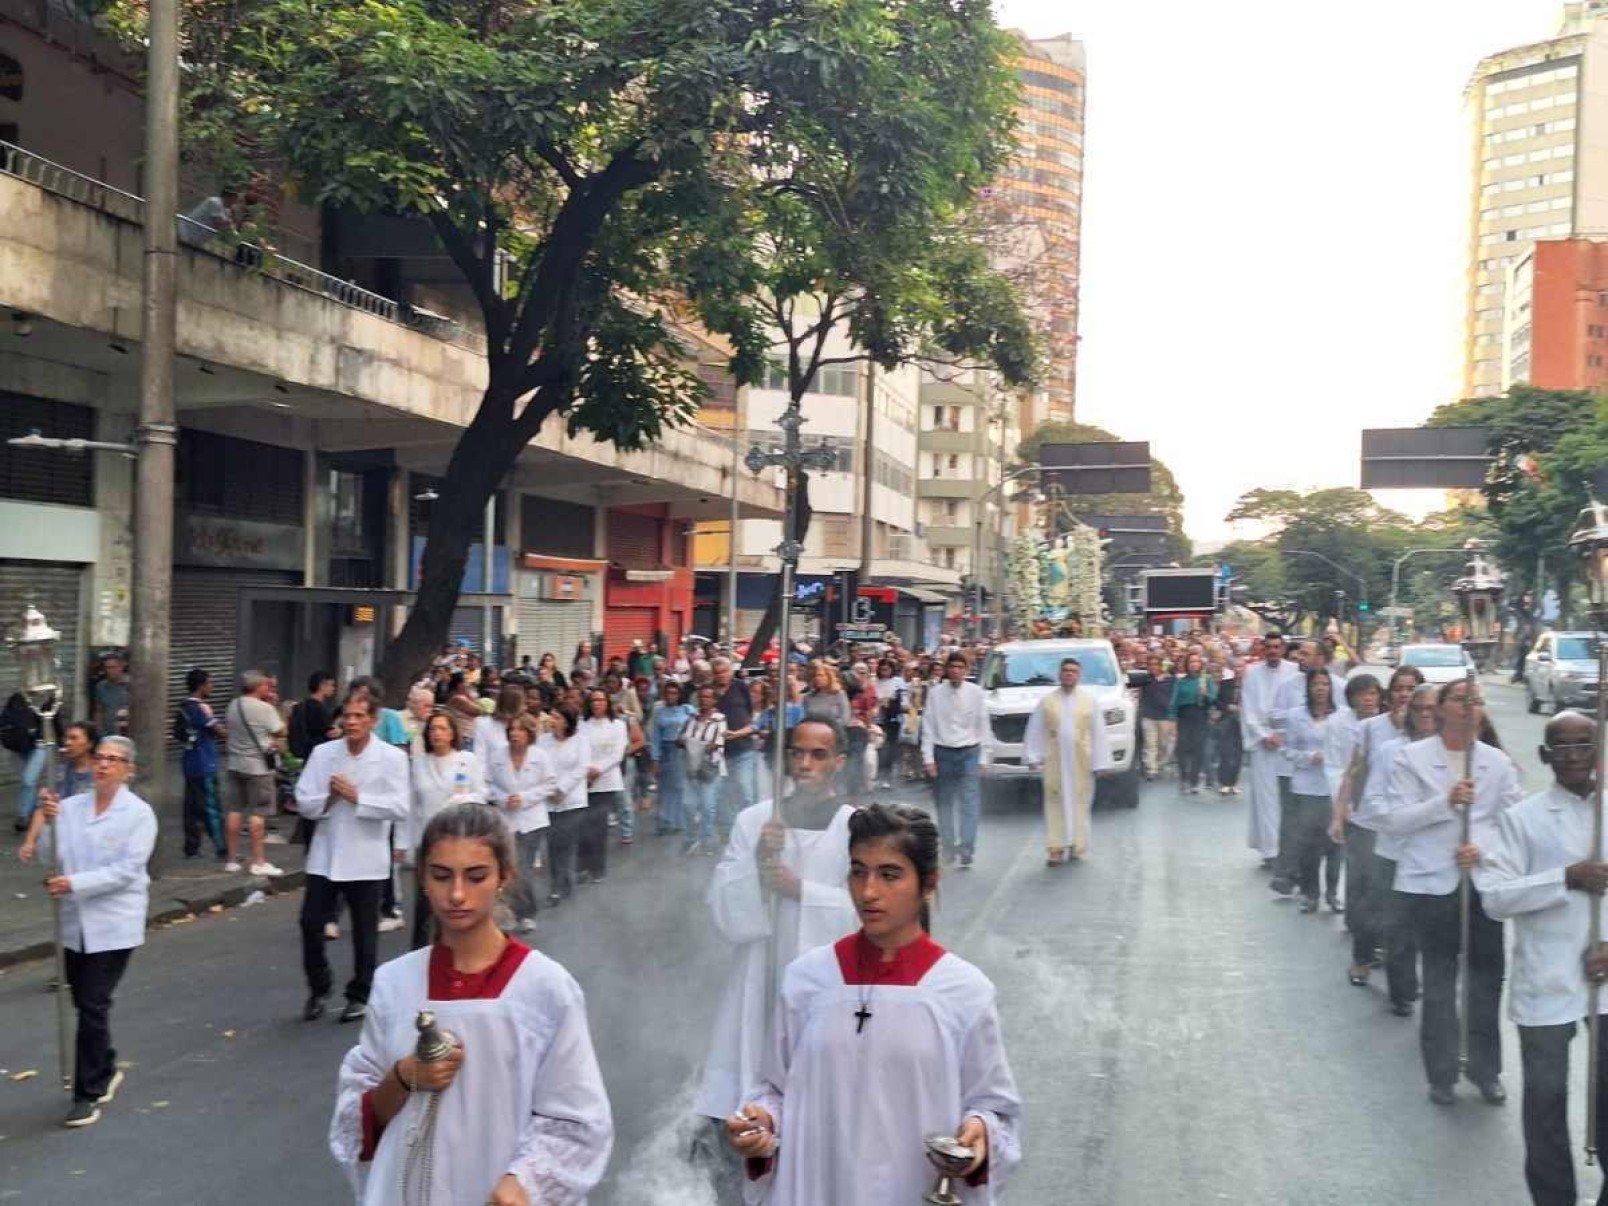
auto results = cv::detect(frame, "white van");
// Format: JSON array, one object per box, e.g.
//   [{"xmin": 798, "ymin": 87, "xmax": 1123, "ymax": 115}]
[{"xmin": 977, "ymin": 638, "xmax": 1141, "ymax": 809}]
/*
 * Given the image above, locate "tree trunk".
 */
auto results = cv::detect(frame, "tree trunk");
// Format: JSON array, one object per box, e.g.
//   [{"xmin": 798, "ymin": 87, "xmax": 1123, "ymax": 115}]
[
  {"xmin": 742, "ymin": 473, "xmax": 813, "ymax": 669},
  {"xmin": 377, "ymin": 389, "xmax": 531, "ymax": 703}
]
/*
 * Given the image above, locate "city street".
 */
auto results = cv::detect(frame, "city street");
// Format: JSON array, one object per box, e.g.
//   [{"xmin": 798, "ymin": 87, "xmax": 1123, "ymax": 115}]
[{"xmin": 0, "ymin": 674, "xmax": 1576, "ymax": 1204}]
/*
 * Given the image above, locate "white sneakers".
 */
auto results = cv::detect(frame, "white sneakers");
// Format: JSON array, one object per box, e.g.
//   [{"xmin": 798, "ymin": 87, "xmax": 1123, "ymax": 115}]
[
  {"xmin": 377, "ymin": 914, "xmax": 405, "ymax": 934},
  {"xmin": 249, "ymin": 862, "xmax": 285, "ymax": 878},
  {"xmin": 324, "ymin": 921, "xmax": 340, "ymax": 940},
  {"xmin": 223, "ymin": 861, "xmax": 243, "ymax": 873}
]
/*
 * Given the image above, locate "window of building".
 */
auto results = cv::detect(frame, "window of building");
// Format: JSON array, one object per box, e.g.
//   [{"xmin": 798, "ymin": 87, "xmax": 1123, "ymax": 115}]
[
  {"xmin": 0, "ymin": 394, "xmax": 94, "ymax": 507},
  {"xmin": 0, "ymin": 52, "xmax": 21, "ymax": 102},
  {"xmin": 760, "ymin": 360, "xmax": 859, "ymax": 397},
  {"xmin": 944, "ymin": 500, "xmax": 959, "ymax": 521},
  {"xmin": 178, "ymin": 430, "xmax": 304, "ymax": 524},
  {"xmin": 941, "ymin": 547, "xmax": 956, "ymax": 569}
]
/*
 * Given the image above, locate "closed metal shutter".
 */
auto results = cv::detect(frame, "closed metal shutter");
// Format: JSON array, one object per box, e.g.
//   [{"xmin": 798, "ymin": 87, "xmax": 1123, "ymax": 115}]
[
  {"xmin": 447, "ymin": 605, "xmax": 503, "ymax": 665},
  {"xmin": 517, "ymin": 594, "xmax": 592, "ymax": 668},
  {"xmin": 170, "ymin": 569, "xmax": 296, "ymax": 721},
  {"xmin": 607, "ymin": 513, "xmax": 660, "ymax": 568},
  {"xmin": 604, "ymin": 606, "xmax": 657, "ymax": 662},
  {"xmin": 0, "ymin": 560, "xmax": 85, "ymax": 788}
]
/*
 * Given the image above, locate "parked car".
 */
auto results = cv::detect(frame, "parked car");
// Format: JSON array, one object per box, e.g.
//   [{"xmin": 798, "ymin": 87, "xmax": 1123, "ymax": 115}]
[
  {"xmin": 1523, "ymin": 630, "xmax": 1602, "ymax": 714},
  {"xmin": 977, "ymin": 638, "xmax": 1140, "ymax": 809},
  {"xmin": 1394, "ymin": 643, "xmax": 1477, "ymax": 686}
]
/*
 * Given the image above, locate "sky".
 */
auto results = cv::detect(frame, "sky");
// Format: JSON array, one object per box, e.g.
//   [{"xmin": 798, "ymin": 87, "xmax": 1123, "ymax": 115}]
[{"xmin": 997, "ymin": 0, "xmax": 1566, "ymax": 546}]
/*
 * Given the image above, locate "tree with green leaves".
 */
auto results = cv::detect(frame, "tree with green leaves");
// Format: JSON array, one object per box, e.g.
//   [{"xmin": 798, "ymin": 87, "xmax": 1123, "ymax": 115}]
[{"xmin": 123, "ymin": 0, "xmax": 1033, "ymax": 690}]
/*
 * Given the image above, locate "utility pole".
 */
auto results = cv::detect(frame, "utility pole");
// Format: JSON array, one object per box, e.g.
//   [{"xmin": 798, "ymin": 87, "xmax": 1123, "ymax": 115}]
[
  {"xmin": 725, "ymin": 386, "xmax": 745, "ymax": 645},
  {"xmin": 129, "ymin": 0, "xmax": 180, "ymax": 796},
  {"xmin": 858, "ymin": 362, "xmax": 876, "ymax": 580}
]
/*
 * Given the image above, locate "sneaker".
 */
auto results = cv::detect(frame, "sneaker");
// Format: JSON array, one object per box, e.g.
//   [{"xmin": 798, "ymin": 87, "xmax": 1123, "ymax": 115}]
[
  {"xmin": 323, "ymin": 922, "xmax": 340, "ymax": 941},
  {"xmin": 249, "ymin": 862, "xmax": 285, "ymax": 878},
  {"xmin": 516, "ymin": 917, "xmax": 538, "ymax": 935},
  {"xmin": 338, "ymin": 1001, "xmax": 367, "ymax": 1024},
  {"xmin": 684, "ymin": 840, "xmax": 703, "ymax": 856},
  {"xmin": 96, "ymin": 1068, "xmax": 125, "ymax": 1105},
  {"xmin": 223, "ymin": 861, "xmax": 244, "ymax": 873},
  {"xmin": 63, "ymin": 1100, "xmax": 101, "ymax": 1128},
  {"xmin": 303, "ymin": 994, "xmax": 327, "ymax": 1021},
  {"xmin": 606, "ymin": 814, "xmax": 619, "ymax": 828},
  {"xmin": 377, "ymin": 914, "xmax": 405, "ymax": 934},
  {"xmin": 1219, "ymin": 786, "xmax": 1231, "ymax": 796},
  {"xmin": 263, "ymin": 831, "xmax": 288, "ymax": 845},
  {"xmin": 958, "ymin": 854, "xmax": 974, "ymax": 870}
]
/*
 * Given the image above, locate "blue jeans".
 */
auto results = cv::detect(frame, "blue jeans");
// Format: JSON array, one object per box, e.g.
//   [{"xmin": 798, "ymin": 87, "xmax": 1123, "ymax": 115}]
[
  {"xmin": 689, "ymin": 774, "xmax": 723, "ymax": 843},
  {"xmin": 725, "ymin": 748, "xmax": 761, "ymax": 821},
  {"xmin": 932, "ymin": 744, "xmax": 981, "ymax": 860},
  {"xmin": 656, "ymin": 751, "xmax": 687, "ymax": 833},
  {"xmin": 15, "ymin": 745, "xmax": 44, "ymax": 823}
]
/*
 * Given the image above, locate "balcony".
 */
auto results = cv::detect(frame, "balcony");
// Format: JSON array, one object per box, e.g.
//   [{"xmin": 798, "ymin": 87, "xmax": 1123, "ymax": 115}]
[
  {"xmin": 920, "ymin": 428, "xmax": 977, "ymax": 454},
  {"xmin": 924, "ymin": 524, "xmax": 972, "ymax": 546},
  {"xmin": 919, "ymin": 478, "xmax": 978, "ymax": 499},
  {"xmin": 0, "ymin": 141, "xmax": 785, "ymax": 520}
]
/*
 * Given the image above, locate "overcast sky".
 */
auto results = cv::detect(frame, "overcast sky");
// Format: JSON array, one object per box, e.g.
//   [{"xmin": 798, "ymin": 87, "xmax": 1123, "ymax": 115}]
[{"xmin": 997, "ymin": 0, "xmax": 1564, "ymax": 545}]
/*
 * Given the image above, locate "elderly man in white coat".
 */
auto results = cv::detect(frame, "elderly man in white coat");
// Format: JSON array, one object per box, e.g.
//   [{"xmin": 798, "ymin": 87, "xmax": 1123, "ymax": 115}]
[
  {"xmin": 694, "ymin": 715, "xmax": 859, "ymax": 1192},
  {"xmin": 1241, "ymin": 632, "xmax": 1301, "ymax": 869},
  {"xmin": 294, "ymin": 693, "xmax": 410, "ymax": 1024},
  {"xmin": 1024, "ymin": 656, "xmax": 1112, "ymax": 865},
  {"xmin": 31, "ymin": 735, "xmax": 157, "ymax": 1128}
]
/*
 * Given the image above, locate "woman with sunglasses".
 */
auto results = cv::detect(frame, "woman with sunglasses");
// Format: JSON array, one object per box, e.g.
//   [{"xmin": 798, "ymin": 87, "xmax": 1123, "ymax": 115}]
[{"xmin": 29, "ymin": 737, "xmax": 157, "ymax": 1128}]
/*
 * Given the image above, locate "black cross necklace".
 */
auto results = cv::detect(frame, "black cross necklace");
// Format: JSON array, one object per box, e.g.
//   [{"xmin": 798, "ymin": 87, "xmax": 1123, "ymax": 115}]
[{"xmin": 854, "ymin": 945, "xmax": 876, "ymax": 1035}]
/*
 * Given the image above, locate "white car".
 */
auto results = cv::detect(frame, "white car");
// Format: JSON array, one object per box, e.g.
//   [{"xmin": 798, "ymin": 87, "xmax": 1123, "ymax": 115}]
[
  {"xmin": 977, "ymin": 639, "xmax": 1140, "ymax": 808},
  {"xmin": 1395, "ymin": 642, "xmax": 1477, "ymax": 685},
  {"xmin": 1522, "ymin": 630, "xmax": 1601, "ymax": 714}
]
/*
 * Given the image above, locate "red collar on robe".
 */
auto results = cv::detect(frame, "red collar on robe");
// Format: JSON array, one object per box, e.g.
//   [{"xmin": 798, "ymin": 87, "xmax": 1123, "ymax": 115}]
[
  {"xmin": 428, "ymin": 938, "xmax": 531, "ymax": 1000},
  {"xmin": 834, "ymin": 930, "xmax": 946, "ymax": 987}
]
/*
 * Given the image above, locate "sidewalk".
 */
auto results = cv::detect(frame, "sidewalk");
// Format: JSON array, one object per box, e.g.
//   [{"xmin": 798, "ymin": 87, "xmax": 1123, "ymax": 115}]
[{"xmin": 0, "ymin": 769, "xmax": 308, "ymax": 967}]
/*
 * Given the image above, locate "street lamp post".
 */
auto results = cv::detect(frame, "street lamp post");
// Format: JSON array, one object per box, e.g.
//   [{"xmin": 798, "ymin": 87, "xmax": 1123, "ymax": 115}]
[
  {"xmin": 13, "ymin": 605, "xmax": 71, "ymax": 1093},
  {"xmin": 1568, "ymin": 498, "xmax": 1608, "ymax": 1164}
]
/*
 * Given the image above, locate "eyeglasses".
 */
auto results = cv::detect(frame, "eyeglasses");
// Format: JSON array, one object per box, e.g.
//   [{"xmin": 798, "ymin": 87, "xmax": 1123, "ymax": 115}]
[
  {"xmin": 1548, "ymin": 742, "xmax": 1596, "ymax": 755},
  {"xmin": 788, "ymin": 747, "xmax": 835, "ymax": 762},
  {"xmin": 93, "ymin": 753, "xmax": 129, "ymax": 764}
]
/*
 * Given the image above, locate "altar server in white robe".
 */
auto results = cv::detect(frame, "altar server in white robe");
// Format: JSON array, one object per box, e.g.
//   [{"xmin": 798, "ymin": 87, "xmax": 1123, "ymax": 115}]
[
  {"xmin": 1241, "ymin": 632, "xmax": 1301, "ymax": 865},
  {"xmin": 1023, "ymin": 656, "xmax": 1112, "ymax": 864},
  {"xmin": 696, "ymin": 715, "xmax": 860, "ymax": 1124},
  {"xmin": 730, "ymin": 803, "xmax": 1021, "ymax": 1205},
  {"xmin": 331, "ymin": 802, "xmax": 612, "ymax": 1206}
]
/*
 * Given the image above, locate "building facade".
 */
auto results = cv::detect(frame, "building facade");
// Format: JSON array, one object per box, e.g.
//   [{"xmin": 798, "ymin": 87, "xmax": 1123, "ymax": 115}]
[
  {"xmin": 1461, "ymin": 2, "xmax": 1608, "ymax": 397},
  {"xmin": 997, "ymin": 31, "xmax": 1086, "ymax": 428},
  {"xmin": 0, "ymin": 3, "xmax": 780, "ymax": 748},
  {"xmin": 1501, "ymin": 236, "xmax": 1608, "ymax": 389}
]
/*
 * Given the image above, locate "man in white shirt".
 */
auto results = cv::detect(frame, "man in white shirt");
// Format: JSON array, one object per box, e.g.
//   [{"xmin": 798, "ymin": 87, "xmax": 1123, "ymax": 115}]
[
  {"xmin": 293, "ymin": 693, "xmax": 410, "ymax": 1023},
  {"xmin": 1240, "ymin": 633, "xmax": 1300, "ymax": 869},
  {"xmin": 1381, "ymin": 676, "xmax": 1523, "ymax": 1106},
  {"xmin": 921, "ymin": 651, "xmax": 989, "ymax": 868},
  {"xmin": 1479, "ymin": 711, "xmax": 1608, "ymax": 1201}
]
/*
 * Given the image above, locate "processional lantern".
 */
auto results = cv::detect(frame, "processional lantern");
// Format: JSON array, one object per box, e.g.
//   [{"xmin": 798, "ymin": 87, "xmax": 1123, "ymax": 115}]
[
  {"xmin": 1570, "ymin": 499, "xmax": 1608, "ymax": 631},
  {"xmin": 1451, "ymin": 540, "xmax": 1503, "ymax": 669},
  {"xmin": 13, "ymin": 604, "xmax": 60, "ymax": 707}
]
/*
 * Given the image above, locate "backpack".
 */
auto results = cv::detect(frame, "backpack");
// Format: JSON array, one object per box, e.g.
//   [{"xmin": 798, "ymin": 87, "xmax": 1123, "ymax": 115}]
[{"xmin": 0, "ymin": 693, "xmax": 37, "ymax": 756}]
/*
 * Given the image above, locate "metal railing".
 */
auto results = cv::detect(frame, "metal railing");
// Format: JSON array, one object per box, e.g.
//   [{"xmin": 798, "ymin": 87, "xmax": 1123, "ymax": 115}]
[{"xmin": 1, "ymin": 139, "xmax": 483, "ymax": 349}]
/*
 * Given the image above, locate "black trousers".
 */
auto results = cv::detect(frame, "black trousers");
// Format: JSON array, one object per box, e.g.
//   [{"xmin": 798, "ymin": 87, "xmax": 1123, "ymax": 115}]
[
  {"xmin": 547, "ymin": 807, "xmax": 585, "ymax": 898},
  {"xmin": 1287, "ymin": 792, "xmax": 1332, "ymax": 899},
  {"xmin": 1176, "ymin": 706, "xmax": 1208, "ymax": 787},
  {"xmin": 1345, "ymin": 825, "xmax": 1380, "ymax": 964},
  {"xmin": 578, "ymin": 791, "xmax": 617, "ymax": 878},
  {"xmin": 181, "ymin": 774, "xmax": 224, "ymax": 858},
  {"xmin": 300, "ymin": 875, "xmax": 382, "ymax": 1003},
  {"xmin": 64, "ymin": 946, "xmax": 132, "ymax": 1103},
  {"xmin": 1520, "ymin": 1020, "xmax": 1608, "ymax": 1206},
  {"xmin": 1378, "ymin": 861, "xmax": 1421, "ymax": 1007},
  {"xmin": 1213, "ymin": 716, "xmax": 1243, "ymax": 787},
  {"xmin": 1406, "ymin": 887, "xmax": 1504, "ymax": 1088},
  {"xmin": 1272, "ymin": 777, "xmax": 1297, "ymax": 877}
]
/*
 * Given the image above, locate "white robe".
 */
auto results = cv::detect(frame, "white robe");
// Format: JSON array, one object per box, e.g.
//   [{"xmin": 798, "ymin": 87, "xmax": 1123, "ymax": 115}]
[
  {"xmin": 1239, "ymin": 660, "xmax": 1299, "ymax": 859},
  {"xmin": 331, "ymin": 944, "xmax": 613, "ymax": 1205},
  {"xmin": 694, "ymin": 799, "xmax": 859, "ymax": 1120},
  {"xmin": 1023, "ymin": 687, "xmax": 1112, "ymax": 857},
  {"xmin": 744, "ymin": 935, "xmax": 1022, "ymax": 1206}
]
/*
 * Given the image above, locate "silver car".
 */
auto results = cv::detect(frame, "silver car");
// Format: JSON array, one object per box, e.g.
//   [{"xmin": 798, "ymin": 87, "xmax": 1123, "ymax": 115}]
[{"xmin": 1523, "ymin": 631, "xmax": 1602, "ymax": 714}]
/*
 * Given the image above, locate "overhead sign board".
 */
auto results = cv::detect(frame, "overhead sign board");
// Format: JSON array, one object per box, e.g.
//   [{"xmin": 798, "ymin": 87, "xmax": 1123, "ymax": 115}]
[
  {"xmin": 1360, "ymin": 427, "xmax": 1492, "ymax": 489},
  {"xmin": 1038, "ymin": 441, "xmax": 1152, "ymax": 495}
]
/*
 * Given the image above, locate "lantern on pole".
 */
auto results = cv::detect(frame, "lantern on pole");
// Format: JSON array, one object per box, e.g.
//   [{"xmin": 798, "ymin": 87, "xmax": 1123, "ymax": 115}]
[
  {"xmin": 1451, "ymin": 539, "xmax": 1503, "ymax": 671},
  {"xmin": 1571, "ymin": 498, "xmax": 1608, "ymax": 631},
  {"xmin": 12, "ymin": 604, "xmax": 70, "ymax": 1092}
]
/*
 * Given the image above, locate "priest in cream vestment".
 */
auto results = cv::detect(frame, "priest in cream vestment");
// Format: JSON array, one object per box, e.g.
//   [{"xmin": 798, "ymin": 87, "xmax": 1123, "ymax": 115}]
[{"xmin": 1023, "ymin": 657, "xmax": 1112, "ymax": 864}]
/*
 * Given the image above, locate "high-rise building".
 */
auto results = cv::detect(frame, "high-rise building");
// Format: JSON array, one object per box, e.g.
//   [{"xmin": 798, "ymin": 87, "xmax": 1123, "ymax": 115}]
[
  {"xmin": 1460, "ymin": 2, "xmax": 1608, "ymax": 397},
  {"xmin": 996, "ymin": 32, "xmax": 1086, "ymax": 428},
  {"xmin": 1501, "ymin": 237, "xmax": 1608, "ymax": 390}
]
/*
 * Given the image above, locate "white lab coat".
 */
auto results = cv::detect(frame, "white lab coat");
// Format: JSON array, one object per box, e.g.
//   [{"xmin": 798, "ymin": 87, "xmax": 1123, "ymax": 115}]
[
  {"xmin": 1478, "ymin": 784, "xmax": 1608, "ymax": 1027},
  {"xmin": 1378, "ymin": 736, "xmax": 1522, "ymax": 896},
  {"xmin": 488, "ymin": 746, "xmax": 556, "ymax": 835},
  {"xmin": 694, "ymin": 800, "xmax": 859, "ymax": 1120},
  {"xmin": 544, "ymin": 734, "xmax": 593, "ymax": 813},
  {"xmin": 330, "ymin": 943, "xmax": 613, "ymax": 1204},
  {"xmin": 403, "ymin": 750, "xmax": 487, "ymax": 858},
  {"xmin": 46, "ymin": 786, "xmax": 158, "ymax": 954},
  {"xmin": 744, "ymin": 935, "xmax": 1022, "ymax": 1205},
  {"xmin": 295, "ymin": 738, "xmax": 412, "ymax": 882}
]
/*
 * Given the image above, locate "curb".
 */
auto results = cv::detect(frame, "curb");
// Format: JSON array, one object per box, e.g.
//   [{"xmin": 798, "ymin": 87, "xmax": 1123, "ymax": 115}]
[{"xmin": 0, "ymin": 869, "xmax": 308, "ymax": 971}]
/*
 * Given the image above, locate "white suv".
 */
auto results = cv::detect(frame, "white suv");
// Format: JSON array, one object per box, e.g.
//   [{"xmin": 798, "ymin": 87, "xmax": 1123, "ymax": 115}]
[{"xmin": 977, "ymin": 639, "xmax": 1141, "ymax": 809}]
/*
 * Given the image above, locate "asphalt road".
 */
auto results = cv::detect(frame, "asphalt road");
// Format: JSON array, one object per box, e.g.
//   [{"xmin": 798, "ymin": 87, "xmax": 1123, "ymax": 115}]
[{"xmin": 0, "ymin": 674, "xmax": 1580, "ymax": 1204}]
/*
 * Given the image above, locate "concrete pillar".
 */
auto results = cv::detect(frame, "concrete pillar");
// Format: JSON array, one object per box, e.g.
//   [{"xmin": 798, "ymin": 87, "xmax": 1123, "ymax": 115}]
[
  {"xmin": 91, "ymin": 409, "xmax": 135, "ymax": 650},
  {"xmin": 502, "ymin": 488, "xmax": 522, "ymax": 656}
]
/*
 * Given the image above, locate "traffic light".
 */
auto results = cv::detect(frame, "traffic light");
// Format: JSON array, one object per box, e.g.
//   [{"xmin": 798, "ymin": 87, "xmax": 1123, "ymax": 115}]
[{"xmin": 1358, "ymin": 600, "xmax": 1370, "ymax": 615}]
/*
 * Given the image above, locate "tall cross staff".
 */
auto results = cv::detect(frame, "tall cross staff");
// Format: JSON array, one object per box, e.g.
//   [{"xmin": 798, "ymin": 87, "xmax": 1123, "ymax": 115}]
[
  {"xmin": 745, "ymin": 401, "xmax": 837, "ymax": 1016},
  {"xmin": 1588, "ymin": 635, "xmax": 1608, "ymax": 1164}
]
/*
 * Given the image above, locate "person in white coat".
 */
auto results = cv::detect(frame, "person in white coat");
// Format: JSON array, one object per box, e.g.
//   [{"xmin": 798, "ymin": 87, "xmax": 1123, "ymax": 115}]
[
  {"xmin": 30, "ymin": 735, "xmax": 156, "ymax": 1128},
  {"xmin": 729, "ymin": 803, "xmax": 1021, "ymax": 1205},
  {"xmin": 694, "ymin": 716, "xmax": 859, "ymax": 1190},
  {"xmin": 1478, "ymin": 710, "xmax": 1608, "ymax": 1204},
  {"xmin": 405, "ymin": 710, "xmax": 486, "ymax": 949},
  {"xmin": 487, "ymin": 713, "xmax": 553, "ymax": 934},
  {"xmin": 1023, "ymin": 657, "xmax": 1112, "ymax": 865},
  {"xmin": 1379, "ymin": 676, "xmax": 1523, "ymax": 1106},
  {"xmin": 1240, "ymin": 633, "xmax": 1300, "ymax": 869},
  {"xmin": 330, "ymin": 801, "xmax": 612, "ymax": 1205},
  {"xmin": 541, "ymin": 704, "xmax": 592, "ymax": 904},
  {"xmin": 1279, "ymin": 670, "xmax": 1357, "ymax": 913},
  {"xmin": 295, "ymin": 694, "xmax": 412, "ymax": 1024}
]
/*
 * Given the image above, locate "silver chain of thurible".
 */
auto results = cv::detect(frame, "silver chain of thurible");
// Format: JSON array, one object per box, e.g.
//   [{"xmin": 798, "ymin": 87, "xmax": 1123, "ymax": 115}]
[{"xmin": 401, "ymin": 1010, "xmax": 460, "ymax": 1206}]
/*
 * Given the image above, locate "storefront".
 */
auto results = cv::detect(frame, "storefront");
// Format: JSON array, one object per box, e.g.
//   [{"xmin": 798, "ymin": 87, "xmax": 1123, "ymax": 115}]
[{"xmin": 516, "ymin": 555, "xmax": 603, "ymax": 668}]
